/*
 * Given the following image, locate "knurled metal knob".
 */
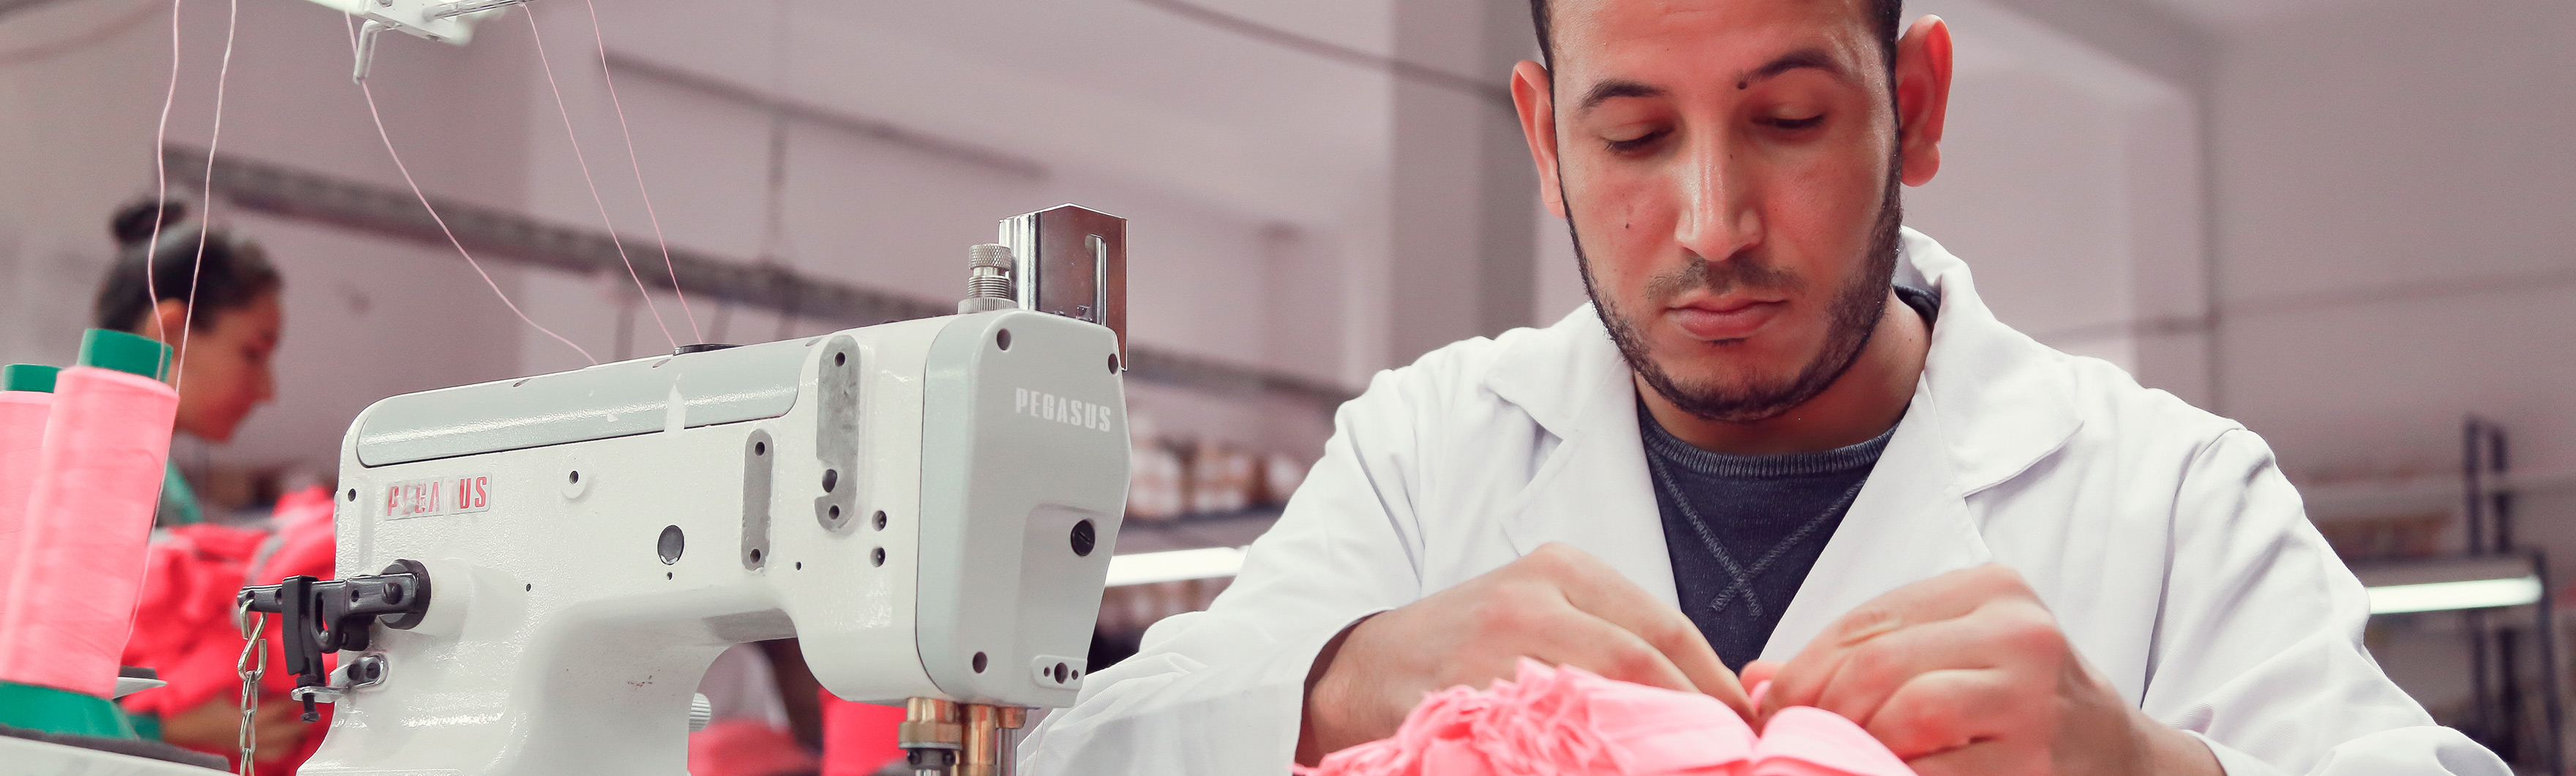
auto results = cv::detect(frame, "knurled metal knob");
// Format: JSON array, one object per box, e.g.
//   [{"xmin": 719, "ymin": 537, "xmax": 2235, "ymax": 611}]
[{"xmin": 959, "ymin": 244, "xmax": 1018, "ymax": 314}]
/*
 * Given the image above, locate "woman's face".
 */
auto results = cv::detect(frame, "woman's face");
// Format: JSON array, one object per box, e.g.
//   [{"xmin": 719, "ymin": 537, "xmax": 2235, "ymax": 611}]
[{"xmin": 158, "ymin": 292, "xmax": 282, "ymax": 443}]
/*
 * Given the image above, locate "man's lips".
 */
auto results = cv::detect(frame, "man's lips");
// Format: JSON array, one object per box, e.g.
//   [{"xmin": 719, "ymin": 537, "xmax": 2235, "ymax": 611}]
[{"xmin": 1667, "ymin": 299, "xmax": 1783, "ymax": 340}]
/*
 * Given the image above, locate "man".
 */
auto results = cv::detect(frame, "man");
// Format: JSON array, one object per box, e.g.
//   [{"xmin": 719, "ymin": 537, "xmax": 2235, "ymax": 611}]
[{"xmin": 1025, "ymin": 1, "xmax": 2502, "ymax": 774}]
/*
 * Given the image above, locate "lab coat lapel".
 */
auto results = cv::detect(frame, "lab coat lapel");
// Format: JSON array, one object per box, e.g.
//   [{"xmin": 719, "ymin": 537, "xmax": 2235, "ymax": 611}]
[
  {"xmin": 1759, "ymin": 386, "xmax": 1988, "ymax": 660},
  {"xmin": 1486, "ymin": 308, "xmax": 1682, "ymax": 608},
  {"xmin": 1763, "ymin": 229, "xmax": 2083, "ymax": 659}
]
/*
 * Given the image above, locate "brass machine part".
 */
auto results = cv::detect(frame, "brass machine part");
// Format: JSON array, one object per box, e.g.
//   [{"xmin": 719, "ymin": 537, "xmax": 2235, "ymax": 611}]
[
  {"xmin": 899, "ymin": 697, "xmax": 964, "ymax": 748},
  {"xmin": 900, "ymin": 698, "xmax": 964, "ymax": 775},
  {"xmin": 902, "ymin": 698, "xmax": 1031, "ymax": 776},
  {"xmin": 959, "ymin": 705, "xmax": 1000, "ymax": 776}
]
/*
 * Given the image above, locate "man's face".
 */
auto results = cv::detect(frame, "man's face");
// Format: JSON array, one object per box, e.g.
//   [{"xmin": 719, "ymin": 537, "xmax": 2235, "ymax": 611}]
[{"xmin": 1537, "ymin": 0, "xmax": 1906, "ymax": 423}]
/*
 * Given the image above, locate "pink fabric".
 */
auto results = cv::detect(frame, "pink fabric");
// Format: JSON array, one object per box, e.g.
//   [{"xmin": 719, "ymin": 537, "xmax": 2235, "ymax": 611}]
[
  {"xmin": 0, "ymin": 392, "xmax": 50, "ymax": 615},
  {"xmin": 690, "ymin": 718, "xmax": 822, "ymax": 776},
  {"xmin": 119, "ymin": 485, "xmax": 339, "ymax": 773},
  {"xmin": 0, "ymin": 366, "xmax": 177, "ymax": 697},
  {"xmin": 1298, "ymin": 660, "xmax": 1915, "ymax": 776},
  {"xmin": 818, "ymin": 691, "xmax": 908, "ymax": 775}
]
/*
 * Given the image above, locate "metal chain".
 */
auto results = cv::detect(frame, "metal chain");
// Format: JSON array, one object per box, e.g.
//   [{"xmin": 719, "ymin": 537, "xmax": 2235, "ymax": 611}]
[{"xmin": 233, "ymin": 599, "xmax": 267, "ymax": 776}]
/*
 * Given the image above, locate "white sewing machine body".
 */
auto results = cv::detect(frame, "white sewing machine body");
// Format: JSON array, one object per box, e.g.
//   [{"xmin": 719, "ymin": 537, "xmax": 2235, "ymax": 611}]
[{"xmin": 299, "ymin": 307, "xmax": 1128, "ymax": 776}]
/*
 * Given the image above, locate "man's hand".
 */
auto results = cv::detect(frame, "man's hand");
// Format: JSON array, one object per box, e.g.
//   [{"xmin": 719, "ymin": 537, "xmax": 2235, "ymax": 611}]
[
  {"xmin": 1298, "ymin": 542, "xmax": 1748, "ymax": 764},
  {"xmin": 1743, "ymin": 564, "xmax": 2220, "ymax": 776}
]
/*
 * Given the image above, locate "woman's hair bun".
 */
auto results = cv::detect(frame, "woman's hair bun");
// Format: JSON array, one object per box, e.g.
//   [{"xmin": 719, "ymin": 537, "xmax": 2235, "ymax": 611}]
[{"xmin": 109, "ymin": 198, "xmax": 188, "ymax": 247}]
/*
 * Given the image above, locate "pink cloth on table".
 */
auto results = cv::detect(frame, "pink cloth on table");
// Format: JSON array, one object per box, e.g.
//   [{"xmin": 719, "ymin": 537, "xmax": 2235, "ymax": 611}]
[
  {"xmin": 818, "ymin": 691, "xmax": 909, "ymax": 775},
  {"xmin": 1298, "ymin": 660, "xmax": 1915, "ymax": 776},
  {"xmin": 690, "ymin": 718, "xmax": 822, "ymax": 776},
  {"xmin": 0, "ymin": 366, "xmax": 177, "ymax": 698}
]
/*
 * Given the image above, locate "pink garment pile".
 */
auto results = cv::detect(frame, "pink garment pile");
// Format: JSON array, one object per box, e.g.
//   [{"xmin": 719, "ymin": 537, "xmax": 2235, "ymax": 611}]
[
  {"xmin": 119, "ymin": 485, "xmax": 339, "ymax": 773},
  {"xmin": 1299, "ymin": 660, "xmax": 1915, "ymax": 776},
  {"xmin": 688, "ymin": 718, "xmax": 821, "ymax": 776}
]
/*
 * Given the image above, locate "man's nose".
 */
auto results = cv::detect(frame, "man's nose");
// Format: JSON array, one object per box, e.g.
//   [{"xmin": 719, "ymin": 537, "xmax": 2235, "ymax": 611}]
[{"xmin": 1672, "ymin": 134, "xmax": 1761, "ymax": 264}]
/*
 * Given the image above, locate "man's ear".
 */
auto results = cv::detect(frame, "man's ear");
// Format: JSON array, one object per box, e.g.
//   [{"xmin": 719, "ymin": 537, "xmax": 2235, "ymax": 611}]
[
  {"xmin": 148, "ymin": 299, "xmax": 189, "ymax": 348},
  {"xmin": 1512, "ymin": 60, "xmax": 1568, "ymax": 220},
  {"xmin": 1892, "ymin": 15, "xmax": 1952, "ymax": 187}
]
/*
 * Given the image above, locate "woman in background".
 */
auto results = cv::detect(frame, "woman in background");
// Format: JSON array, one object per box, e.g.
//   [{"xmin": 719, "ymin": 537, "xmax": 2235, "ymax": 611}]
[
  {"xmin": 89, "ymin": 199, "xmax": 329, "ymax": 775},
  {"xmin": 89, "ymin": 198, "xmax": 280, "ymax": 526}
]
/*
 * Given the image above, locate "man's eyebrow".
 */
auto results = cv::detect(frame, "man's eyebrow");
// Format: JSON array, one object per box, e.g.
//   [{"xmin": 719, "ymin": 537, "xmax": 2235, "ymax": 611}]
[
  {"xmin": 1576, "ymin": 80, "xmax": 1668, "ymax": 114},
  {"xmin": 1573, "ymin": 49, "xmax": 1852, "ymax": 113},
  {"xmin": 1736, "ymin": 48, "xmax": 1846, "ymax": 89}
]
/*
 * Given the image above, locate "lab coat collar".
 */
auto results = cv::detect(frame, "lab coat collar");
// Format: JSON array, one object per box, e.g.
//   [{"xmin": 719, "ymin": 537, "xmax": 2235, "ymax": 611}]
[
  {"xmin": 1483, "ymin": 228, "xmax": 2083, "ymax": 626},
  {"xmin": 1486, "ymin": 307, "xmax": 1684, "ymax": 605}
]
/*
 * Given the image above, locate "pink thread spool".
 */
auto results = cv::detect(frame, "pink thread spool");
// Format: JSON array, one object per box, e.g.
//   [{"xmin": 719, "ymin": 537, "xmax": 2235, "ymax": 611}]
[
  {"xmin": 0, "ymin": 365, "xmax": 59, "ymax": 619},
  {"xmin": 0, "ymin": 332, "xmax": 176, "ymax": 698}
]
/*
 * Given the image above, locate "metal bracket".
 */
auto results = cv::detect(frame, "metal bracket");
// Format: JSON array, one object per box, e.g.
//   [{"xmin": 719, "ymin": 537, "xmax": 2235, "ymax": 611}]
[
  {"xmin": 340, "ymin": 0, "xmax": 532, "ymax": 83},
  {"xmin": 239, "ymin": 561, "xmax": 432, "ymax": 720},
  {"xmin": 286, "ymin": 653, "xmax": 387, "ymax": 707},
  {"xmin": 1000, "ymin": 205, "xmax": 1127, "ymax": 358}
]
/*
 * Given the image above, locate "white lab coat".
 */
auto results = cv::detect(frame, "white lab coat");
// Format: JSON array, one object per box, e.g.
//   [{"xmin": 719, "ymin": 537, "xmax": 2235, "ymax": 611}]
[{"xmin": 1025, "ymin": 230, "xmax": 2504, "ymax": 775}]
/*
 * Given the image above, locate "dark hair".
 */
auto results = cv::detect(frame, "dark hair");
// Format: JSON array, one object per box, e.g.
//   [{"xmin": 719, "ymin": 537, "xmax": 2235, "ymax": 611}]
[
  {"xmin": 1530, "ymin": 0, "xmax": 1903, "ymax": 75},
  {"xmin": 93, "ymin": 199, "xmax": 282, "ymax": 333}
]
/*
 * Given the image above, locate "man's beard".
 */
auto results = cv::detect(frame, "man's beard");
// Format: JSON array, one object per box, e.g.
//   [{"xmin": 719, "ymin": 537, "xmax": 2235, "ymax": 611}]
[{"xmin": 1572, "ymin": 158, "xmax": 1906, "ymax": 425}]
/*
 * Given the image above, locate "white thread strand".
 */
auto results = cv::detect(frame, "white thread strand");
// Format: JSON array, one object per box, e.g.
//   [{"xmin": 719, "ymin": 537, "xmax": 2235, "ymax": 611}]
[
  {"xmin": 359, "ymin": 81, "xmax": 597, "ymax": 365},
  {"xmin": 142, "ymin": 0, "xmax": 182, "ymax": 348},
  {"xmin": 525, "ymin": 10, "xmax": 675, "ymax": 352},
  {"xmin": 172, "ymin": 0, "xmax": 238, "ymax": 394},
  {"xmin": 578, "ymin": 0, "xmax": 700, "ymax": 343}
]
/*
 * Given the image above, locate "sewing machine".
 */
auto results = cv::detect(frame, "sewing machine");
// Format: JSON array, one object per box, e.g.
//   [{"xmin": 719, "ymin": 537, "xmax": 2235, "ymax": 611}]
[{"xmin": 240, "ymin": 206, "xmax": 1133, "ymax": 776}]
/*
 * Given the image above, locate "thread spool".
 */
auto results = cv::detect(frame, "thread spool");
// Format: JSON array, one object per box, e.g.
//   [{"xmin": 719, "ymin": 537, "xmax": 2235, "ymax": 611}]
[
  {"xmin": 0, "ymin": 365, "xmax": 59, "ymax": 619},
  {"xmin": 0, "ymin": 332, "xmax": 176, "ymax": 698}
]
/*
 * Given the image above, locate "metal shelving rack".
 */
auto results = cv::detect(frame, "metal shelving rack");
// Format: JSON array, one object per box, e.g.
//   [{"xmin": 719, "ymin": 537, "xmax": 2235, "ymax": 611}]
[
  {"xmin": 2456, "ymin": 418, "xmax": 2564, "ymax": 772},
  {"xmin": 2340, "ymin": 419, "xmax": 2567, "ymax": 772}
]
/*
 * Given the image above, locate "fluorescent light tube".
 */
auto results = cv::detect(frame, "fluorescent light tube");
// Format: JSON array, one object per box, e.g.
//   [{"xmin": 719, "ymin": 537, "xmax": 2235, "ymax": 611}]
[
  {"xmin": 1105, "ymin": 547, "xmax": 1246, "ymax": 587},
  {"xmin": 2366, "ymin": 575, "xmax": 2542, "ymax": 614}
]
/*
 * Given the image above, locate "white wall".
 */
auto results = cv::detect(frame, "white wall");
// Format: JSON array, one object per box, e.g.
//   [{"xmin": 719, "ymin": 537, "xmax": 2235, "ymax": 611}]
[
  {"xmin": 4, "ymin": 0, "xmax": 1363, "ymax": 477},
  {"xmin": 2196, "ymin": 0, "xmax": 2576, "ymax": 736},
  {"xmin": 1907, "ymin": 0, "xmax": 2209, "ymax": 403},
  {"xmin": 0, "ymin": 0, "xmax": 190, "ymax": 370},
  {"xmin": 502, "ymin": 2, "xmax": 1347, "ymax": 458},
  {"xmin": 0, "ymin": 0, "xmax": 542, "ymax": 481},
  {"xmin": 2207, "ymin": 0, "xmax": 2576, "ymax": 482}
]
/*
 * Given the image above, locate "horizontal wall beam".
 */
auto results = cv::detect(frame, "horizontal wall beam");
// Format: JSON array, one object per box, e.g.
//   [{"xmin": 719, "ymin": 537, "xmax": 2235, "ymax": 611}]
[
  {"xmin": 0, "ymin": 0, "xmax": 78, "ymax": 21},
  {"xmin": 599, "ymin": 50, "xmax": 1049, "ymax": 180},
  {"xmin": 165, "ymin": 145, "xmax": 1357, "ymax": 408}
]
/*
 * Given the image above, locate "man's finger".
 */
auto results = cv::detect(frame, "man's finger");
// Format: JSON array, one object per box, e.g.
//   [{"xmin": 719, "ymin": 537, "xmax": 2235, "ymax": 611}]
[
  {"xmin": 1527, "ymin": 543, "xmax": 1749, "ymax": 714},
  {"xmin": 1761, "ymin": 564, "xmax": 2034, "ymax": 719},
  {"xmin": 1813, "ymin": 564, "xmax": 2032, "ymax": 652},
  {"xmin": 1802, "ymin": 609, "xmax": 2024, "ymax": 726},
  {"xmin": 1895, "ymin": 734, "xmax": 2023, "ymax": 776},
  {"xmin": 1863, "ymin": 668, "xmax": 2020, "ymax": 760},
  {"xmin": 1740, "ymin": 659, "xmax": 1784, "ymax": 691},
  {"xmin": 1518, "ymin": 598, "xmax": 1701, "ymax": 695}
]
